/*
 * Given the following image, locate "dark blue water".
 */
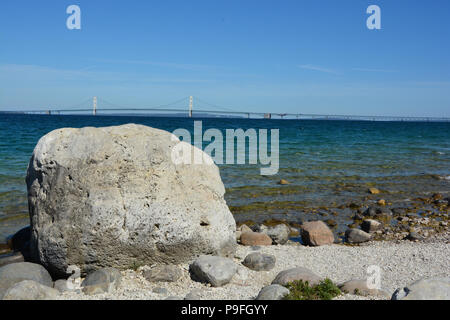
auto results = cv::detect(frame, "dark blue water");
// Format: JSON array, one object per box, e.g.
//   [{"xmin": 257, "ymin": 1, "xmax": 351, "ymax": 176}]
[{"xmin": 1, "ymin": 114, "xmax": 449, "ymax": 239}]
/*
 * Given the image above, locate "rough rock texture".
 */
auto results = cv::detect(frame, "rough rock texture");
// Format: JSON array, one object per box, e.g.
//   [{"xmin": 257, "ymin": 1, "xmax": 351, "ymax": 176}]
[
  {"xmin": 2, "ymin": 280, "xmax": 59, "ymax": 300},
  {"xmin": 339, "ymin": 279, "xmax": 390, "ymax": 298},
  {"xmin": 271, "ymin": 267, "xmax": 322, "ymax": 286},
  {"xmin": 345, "ymin": 229, "xmax": 371, "ymax": 243},
  {"xmin": 392, "ymin": 277, "xmax": 450, "ymax": 300},
  {"xmin": 256, "ymin": 284, "xmax": 290, "ymax": 300},
  {"xmin": 0, "ymin": 262, "xmax": 53, "ymax": 287},
  {"xmin": 240, "ymin": 232, "xmax": 273, "ymax": 246},
  {"xmin": 81, "ymin": 267, "xmax": 122, "ymax": 295},
  {"xmin": 189, "ymin": 255, "xmax": 237, "ymax": 287},
  {"xmin": 26, "ymin": 124, "xmax": 236, "ymax": 277},
  {"xmin": 263, "ymin": 224, "xmax": 290, "ymax": 245},
  {"xmin": 142, "ymin": 265, "xmax": 182, "ymax": 283},
  {"xmin": 242, "ymin": 252, "xmax": 276, "ymax": 271},
  {"xmin": 301, "ymin": 221, "xmax": 334, "ymax": 246}
]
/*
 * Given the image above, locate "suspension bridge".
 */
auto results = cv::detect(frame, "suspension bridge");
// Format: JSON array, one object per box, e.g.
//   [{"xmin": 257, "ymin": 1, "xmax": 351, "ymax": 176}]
[{"xmin": 2, "ymin": 96, "xmax": 450, "ymax": 122}]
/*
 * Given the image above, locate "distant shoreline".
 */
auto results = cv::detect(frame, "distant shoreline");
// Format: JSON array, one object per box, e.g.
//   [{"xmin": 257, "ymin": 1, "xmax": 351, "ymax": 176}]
[{"xmin": 2, "ymin": 111, "xmax": 450, "ymax": 122}]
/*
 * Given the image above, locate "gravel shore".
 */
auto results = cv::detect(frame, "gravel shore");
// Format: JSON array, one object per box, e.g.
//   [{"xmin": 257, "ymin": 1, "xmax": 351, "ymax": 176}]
[{"xmin": 57, "ymin": 238, "xmax": 450, "ymax": 300}]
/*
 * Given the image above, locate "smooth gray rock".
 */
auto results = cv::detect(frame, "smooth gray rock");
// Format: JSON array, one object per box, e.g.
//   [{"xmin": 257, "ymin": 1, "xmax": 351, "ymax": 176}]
[
  {"xmin": 405, "ymin": 232, "xmax": 424, "ymax": 241},
  {"xmin": 184, "ymin": 289, "xmax": 203, "ymax": 300},
  {"xmin": 2, "ymin": 280, "xmax": 59, "ymax": 300},
  {"xmin": 53, "ymin": 279, "xmax": 79, "ymax": 293},
  {"xmin": 0, "ymin": 278, "xmax": 28, "ymax": 299},
  {"xmin": 262, "ymin": 224, "xmax": 290, "ymax": 245},
  {"xmin": 392, "ymin": 277, "xmax": 450, "ymax": 300},
  {"xmin": 152, "ymin": 287, "xmax": 168, "ymax": 295},
  {"xmin": 345, "ymin": 228, "xmax": 371, "ymax": 243},
  {"xmin": 142, "ymin": 265, "xmax": 182, "ymax": 283},
  {"xmin": 242, "ymin": 252, "xmax": 276, "ymax": 271},
  {"xmin": 256, "ymin": 284, "xmax": 290, "ymax": 300},
  {"xmin": 361, "ymin": 219, "xmax": 383, "ymax": 233},
  {"xmin": 0, "ymin": 262, "xmax": 52, "ymax": 287},
  {"xmin": 339, "ymin": 279, "xmax": 390, "ymax": 298},
  {"xmin": 271, "ymin": 267, "xmax": 322, "ymax": 286},
  {"xmin": 26, "ymin": 124, "xmax": 237, "ymax": 277},
  {"xmin": 81, "ymin": 267, "xmax": 121, "ymax": 295},
  {"xmin": 238, "ymin": 224, "xmax": 253, "ymax": 234},
  {"xmin": 189, "ymin": 255, "xmax": 237, "ymax": 287}
]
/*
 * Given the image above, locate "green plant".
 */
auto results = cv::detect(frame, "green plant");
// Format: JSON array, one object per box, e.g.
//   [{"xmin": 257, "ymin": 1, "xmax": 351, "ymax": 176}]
[
  {"xmin": 283, "ymin": 278, "xmax": 341, "ymax": 300},
  {"xmin": 129, "ymin": 260, "xmax": 145, "ymax": 271}
]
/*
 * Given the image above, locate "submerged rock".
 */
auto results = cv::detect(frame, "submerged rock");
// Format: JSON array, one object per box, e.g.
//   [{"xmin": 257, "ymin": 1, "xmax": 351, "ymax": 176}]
[
  {"xmin": 361, "ymin": 219, "xmax": 383, "ymax": 233},
  {"xmin": 26, "ymin": 124, "xmax": 236, "ymax": 277}
]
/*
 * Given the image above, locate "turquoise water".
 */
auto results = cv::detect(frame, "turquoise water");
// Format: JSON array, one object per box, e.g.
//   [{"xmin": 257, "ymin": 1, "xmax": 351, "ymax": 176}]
[{"xmin": 1, "ymin": 114, "xmax": 449, "ymax": 239}]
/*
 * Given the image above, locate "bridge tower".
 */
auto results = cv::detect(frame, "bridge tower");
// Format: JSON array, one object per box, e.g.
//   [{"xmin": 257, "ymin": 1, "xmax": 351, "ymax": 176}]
[
  {"xmin": 188, "ymin": 96, "xmax": 193, "ymax": 117},
  {"xmin": 93, "ymin": 96, "xmax": 97, "ymax": 116}
]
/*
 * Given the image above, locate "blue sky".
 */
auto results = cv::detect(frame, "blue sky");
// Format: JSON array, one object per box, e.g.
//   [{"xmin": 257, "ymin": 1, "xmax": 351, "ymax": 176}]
[{"xmin": 0, "ymin": 0, "xmax": 449, "ymax": 116}]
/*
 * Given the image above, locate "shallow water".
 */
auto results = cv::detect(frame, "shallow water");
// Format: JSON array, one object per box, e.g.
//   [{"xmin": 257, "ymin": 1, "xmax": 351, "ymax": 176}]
[{"xmin": 0, "ymin": 114, "xmax": 449, "ymax": 240}]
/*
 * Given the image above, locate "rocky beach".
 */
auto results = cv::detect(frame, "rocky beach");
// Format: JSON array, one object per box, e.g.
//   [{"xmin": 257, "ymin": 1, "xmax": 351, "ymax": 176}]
[{"xmin": 0, "ymin": 123, "xmax": 449, "ymax": 300}]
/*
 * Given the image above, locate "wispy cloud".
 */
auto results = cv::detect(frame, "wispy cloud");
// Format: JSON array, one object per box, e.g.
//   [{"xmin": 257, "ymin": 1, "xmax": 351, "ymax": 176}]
[
  {"xmin": 410, "ymin": 81, "xmax": 450, "ymax": 86},
  {"xmin": 93, "ymin": 58, "xmax": 219, "ymax": 71},
  {"xmin": 0, "ymin": 64, "xmax": 211, "ymax": 84},
  {"xmin": 352, "ymin": 67, "xmax": 397, "ymax": 73},
  {"xmin": 298, "ymin": 64, "xmax": 338, "ymax": 74}
]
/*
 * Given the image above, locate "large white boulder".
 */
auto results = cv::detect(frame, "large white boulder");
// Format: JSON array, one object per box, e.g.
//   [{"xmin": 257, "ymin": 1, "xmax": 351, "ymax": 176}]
[{"xmin": 26, "ymin": 124, "xmax": 236, "ymax": 277}]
